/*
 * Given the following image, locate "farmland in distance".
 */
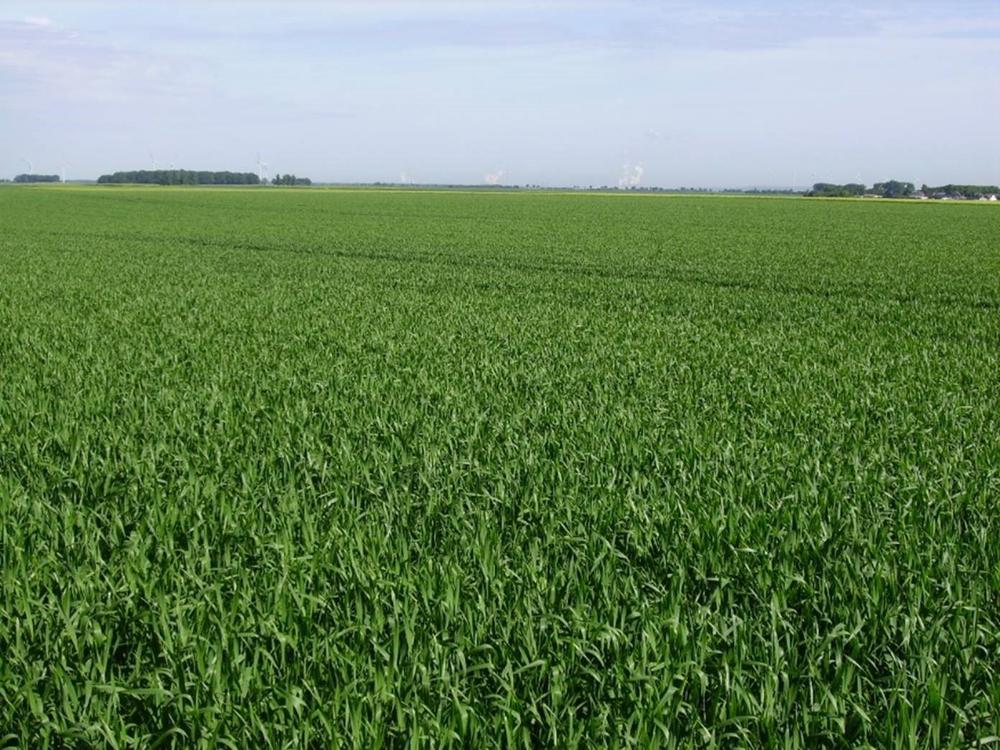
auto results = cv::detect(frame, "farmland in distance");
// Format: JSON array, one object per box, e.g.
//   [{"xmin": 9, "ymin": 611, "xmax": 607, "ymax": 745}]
[{"xmin": 1, "ymin": 186, "xmax": 998, "ymax": 747}]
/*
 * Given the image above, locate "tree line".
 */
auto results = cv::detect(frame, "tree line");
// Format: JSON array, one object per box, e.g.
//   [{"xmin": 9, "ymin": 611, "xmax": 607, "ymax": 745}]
[
  {"xmin": 97, "ymin": 170, "xmax": 261, "ymax": 185},
  {"xmin": 14, "ymin": 174, "xmax": 61, "ymax": 183},
  {"xmin": 808, "ymin": 180, "xmax": 1000, "ymax": 199},
  {"xmin": 271, "ymin": 174, "xmax": 312, "ymax": 186},
  {"xmin": 94, "ymin": 170, "xmax": 315, "ymax": 186},
  {"xmin": 808, "ymin": 180, "xmax": 916, "ymax": 198},
  {"xmin": 921, "ymin": 184, "xmax": 1000, "ymax": 199}
]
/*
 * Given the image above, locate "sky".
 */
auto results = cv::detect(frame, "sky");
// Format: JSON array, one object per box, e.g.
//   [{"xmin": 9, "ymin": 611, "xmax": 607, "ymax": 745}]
[{"xmin": 1, "ymin": 0, "xmax": 998, "ymax": 188}]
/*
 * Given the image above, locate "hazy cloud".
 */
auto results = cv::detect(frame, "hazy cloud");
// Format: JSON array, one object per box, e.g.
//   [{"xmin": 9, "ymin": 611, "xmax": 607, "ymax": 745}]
[{"xmin": 0, "ymin": 17, "xmax": 205, "ymax": 103}]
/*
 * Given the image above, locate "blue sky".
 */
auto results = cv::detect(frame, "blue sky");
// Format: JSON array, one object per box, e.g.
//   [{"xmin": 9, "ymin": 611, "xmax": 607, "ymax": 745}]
[{"xmin": 1, "ymin": 1, "xmax": 998, "ymax": 187}]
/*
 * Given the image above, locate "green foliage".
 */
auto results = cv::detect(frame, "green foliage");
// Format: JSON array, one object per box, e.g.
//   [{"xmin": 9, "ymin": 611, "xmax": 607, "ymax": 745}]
[
  {"xmin": 808, "ymin": 180, "xmax": 916, "ymax": 199},
  {"xmin": 13, "ymin": 174, "xmax": 61, "ymax": 183},
  {"xmin": 922, "ymin": 184, "xmax": 1000, "ymax": 199},
  {"xmin": 807, "ymin": 182, "xmax": 866, "ymax": 198},
  {"xmin": 872, "ymin": 180, "xmax": 915, "ymax": 198},
  {"xmin": 1, "ymin": 187, "xmax": 999, "ymax": 747},
  {"xmin": 97, "ymin": 170, "xmax": 261, "ymax": 185},
  {"xmin": 271, "ymin": 173, "xmax": 313, "ymax": 186}
]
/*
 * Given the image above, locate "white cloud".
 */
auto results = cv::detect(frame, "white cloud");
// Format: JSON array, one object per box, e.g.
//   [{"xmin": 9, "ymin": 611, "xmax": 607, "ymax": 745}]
[{"xmin": 0, "ymin": 17, "xmax": 208, "ymax": 104}]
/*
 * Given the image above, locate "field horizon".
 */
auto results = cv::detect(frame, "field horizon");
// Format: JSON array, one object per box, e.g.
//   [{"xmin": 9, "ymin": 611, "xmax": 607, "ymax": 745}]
[{"xmin": 9, "ymin": 183, "xmax": 1000, "ymax": 204}]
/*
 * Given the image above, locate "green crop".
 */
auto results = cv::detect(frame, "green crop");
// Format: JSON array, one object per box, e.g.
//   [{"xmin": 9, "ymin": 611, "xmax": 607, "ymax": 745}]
[{"xmin": 1, "ymin": 186, "xmax": 998, "ymax": 748}]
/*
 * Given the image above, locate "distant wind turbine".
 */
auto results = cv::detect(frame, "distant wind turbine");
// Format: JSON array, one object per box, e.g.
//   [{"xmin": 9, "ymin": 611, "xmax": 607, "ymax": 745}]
[
  {"xmin": 21, "ymin": 158, "xmax": 33, "ymax": 174},
  {"xmin": 256, "ymin": 153, "xmax": 269, "ymax": 183}
]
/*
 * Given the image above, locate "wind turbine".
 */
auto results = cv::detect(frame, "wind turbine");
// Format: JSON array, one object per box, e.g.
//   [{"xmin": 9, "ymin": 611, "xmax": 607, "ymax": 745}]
[
  {"xmin": 149, "ymin": 151, "xmax": 158, "ymax": 170},
  {"xmin": 21, "ymin": 157, "xmax": 33, "ymax": 174},
  {"xmin": 256, "ymin": 152, "xmax": 268, "ymax": 183}
]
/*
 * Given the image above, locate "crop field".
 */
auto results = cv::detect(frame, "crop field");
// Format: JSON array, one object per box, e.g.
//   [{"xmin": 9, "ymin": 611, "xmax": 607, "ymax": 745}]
[{"xmin": 1, "ymin": 186, "xmax": 999, "ymax": 747}]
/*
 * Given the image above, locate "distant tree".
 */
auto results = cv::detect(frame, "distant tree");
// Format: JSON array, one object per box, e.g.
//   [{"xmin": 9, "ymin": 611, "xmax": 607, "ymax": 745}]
[
  {"xmin": 271, "ymin": 173, "xmax": 312, "ymax": 186},
  {"xmin": 14, "ymin": 174, "xmax": 61, "ymax": 183},
  {"xmin": 872, "ymin": 180, "xmax": 914, "ymax": 198},
  {"xmin": 922, "ymin": 184, "xmax": 1000, "ymax": 199},
  {"xmin": 809, "ymin": 180, "xmax": 920, "ymax": 198},
  {"xmin": 97, "ymin": 170, "xmax": 260, "ymax": 185},
  {"xmin": 807, "ymin": 182, "xmax": 866, "ymax": 198}
]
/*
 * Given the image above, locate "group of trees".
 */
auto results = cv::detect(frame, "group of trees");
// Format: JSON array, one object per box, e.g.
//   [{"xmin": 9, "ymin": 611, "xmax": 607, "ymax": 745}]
[
  {"xmin": 921, "ymin": 184, "xmax": 1000, "ymax": 199},
  {"xmin": 873, "ymin": 180, "xmax": 916, "ymax": 198},
  {"xmin": 806, "ymin": 183, "xmax": 867, "ymax": 198},
  {"xmin": 808, "ymin": 180, "xmax": 915, "ymax": 198},
  {"xmin": 97, "ymin": 170, "xmax": 261, "ymax": 185},
  {"xmin": 94, "ymin": 170, "xmax": 315, "ymax": 186},
  {"xmin": 271, "ymin": 174, "xmax": 312, "ymax": 186},
  {"xmin": 807, "ymin": 180, "xmax": 1000, "ymax": 200},
  {"xmin": 13, "ymin": 174, "xmax": 61, "ymax": 183}
]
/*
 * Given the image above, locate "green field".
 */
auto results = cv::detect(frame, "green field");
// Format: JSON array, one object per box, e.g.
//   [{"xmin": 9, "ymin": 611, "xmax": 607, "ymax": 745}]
[{"xmin": 1, "ymin": 186, "xmax": 998, "ymax": 747}]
